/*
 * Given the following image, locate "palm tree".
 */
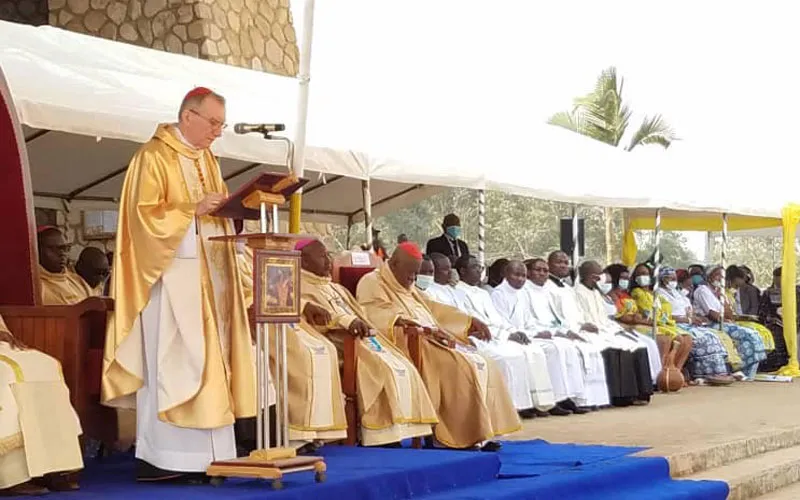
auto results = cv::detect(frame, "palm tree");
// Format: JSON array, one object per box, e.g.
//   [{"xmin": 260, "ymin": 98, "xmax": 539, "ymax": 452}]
[{"xmin": 548, "ymin": 66, "xmax": 678, "ymax": 262}]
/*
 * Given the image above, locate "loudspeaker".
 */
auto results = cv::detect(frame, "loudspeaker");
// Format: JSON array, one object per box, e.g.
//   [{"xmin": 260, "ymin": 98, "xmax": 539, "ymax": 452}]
[{"xmin": 560, "ymin": 218, "xmax": 585, "ymax": 258}]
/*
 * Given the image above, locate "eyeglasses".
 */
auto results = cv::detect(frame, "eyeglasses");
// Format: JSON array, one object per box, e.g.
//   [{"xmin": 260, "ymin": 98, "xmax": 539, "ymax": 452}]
[{"xmin": 189, "ymin": 109, "xmax": 227, "ymax": 130}]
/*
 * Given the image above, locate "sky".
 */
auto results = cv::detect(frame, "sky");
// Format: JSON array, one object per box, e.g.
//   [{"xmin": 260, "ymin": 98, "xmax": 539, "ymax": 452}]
[{"xmin": 290, "ymin": 1, "xmax": 800, "ymax": 260}]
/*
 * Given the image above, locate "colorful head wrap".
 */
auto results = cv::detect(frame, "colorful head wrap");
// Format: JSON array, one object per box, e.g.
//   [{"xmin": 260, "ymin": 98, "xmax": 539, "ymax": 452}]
[{"xmin": 658, "ymin": 266, "xmax": 676, "ymax": 280}]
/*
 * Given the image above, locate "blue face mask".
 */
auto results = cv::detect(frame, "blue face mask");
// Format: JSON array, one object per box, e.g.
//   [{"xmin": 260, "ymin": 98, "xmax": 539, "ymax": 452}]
[
  {"xmin": 691, "ymin": 275, "xmax": 704, "ymax": 286},
  {"xmin": 445, "ymin": 226, "xmax": 462, "ymax": 239},
  {"xmin": 618, "ymin": 278, "xmax": 630, "ymax": 290},
  {"xmin": 415, "ymin": 275, "xmax": 434, "ymax": 291}
]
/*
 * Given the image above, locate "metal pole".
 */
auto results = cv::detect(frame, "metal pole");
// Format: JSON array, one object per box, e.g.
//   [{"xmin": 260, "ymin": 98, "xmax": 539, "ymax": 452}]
[
  {"xmin": 720, "ymin": 213, "xmax": 728, "ymax": 328},
  {"xmin": 651, "ymin": 208, "xmax": 662, "ymax": 339},
  {"xmin": 263, "ymin": 324, "xmax": 271, "ymax": 448},
  {"xmin": 288, "ymin": 0, "xmax": 316, "ymax": 234},
  {"xmin": 274, "ymin": 325, "xmax": 282, "ymax": 447},
  {"xmin": 255, "ymin": 322, "xmax": 264, "ymax": 449},
  {"xmin": 478, "ymin": 189, "xmax": 486, "ymax": 274},
  {"xmin": 281, "ymin": 324, "xmax": 289, "ymax": 447},
  {"xmin": 362, "ymin": 179, "xmax": 372, "ymax": 249},
  {"xmin": 260, "ymin": 202, "xmax": 268, "ymax": 234},
  {"xmin": 571, "ymin": 205, "xmax": 579, "ymax": 282}
]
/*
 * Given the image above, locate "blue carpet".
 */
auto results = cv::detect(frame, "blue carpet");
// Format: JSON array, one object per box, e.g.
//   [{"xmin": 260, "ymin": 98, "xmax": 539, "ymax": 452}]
[{"xmin": 59, "ymin": 440, "xmax": 728, "ymax": 500}]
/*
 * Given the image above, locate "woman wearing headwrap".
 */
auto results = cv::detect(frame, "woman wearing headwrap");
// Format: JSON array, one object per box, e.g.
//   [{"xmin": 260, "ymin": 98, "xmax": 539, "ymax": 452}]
[
  {"xmin": 725, "ymin": 265, "xmax": 776, "ymax": 353},
  {"xmin": 627, "ymin": 263, "xmax": 694, "ymax": 381},
  {"xmin": 604, "ymin": 264, "xmax": 673, "ymax": 373},
  {"xmin": 656, "ymin": 267, "xmax": 734, "ymax": 383},
  {"xmin": 693, "ymin": 266, "xmax": 767, "ymax": 379}
]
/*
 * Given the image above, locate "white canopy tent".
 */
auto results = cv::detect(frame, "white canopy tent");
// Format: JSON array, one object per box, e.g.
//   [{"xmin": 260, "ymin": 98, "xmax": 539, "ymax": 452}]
[{"xmin": 0, "ymin": 19, "xmax": 792, "ymax": 225}]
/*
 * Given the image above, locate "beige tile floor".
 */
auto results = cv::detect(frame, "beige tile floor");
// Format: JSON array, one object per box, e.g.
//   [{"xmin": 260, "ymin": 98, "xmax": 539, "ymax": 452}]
[{"xmin": 508, "ymin": 381, "xmax": 800, "ymax": 458}]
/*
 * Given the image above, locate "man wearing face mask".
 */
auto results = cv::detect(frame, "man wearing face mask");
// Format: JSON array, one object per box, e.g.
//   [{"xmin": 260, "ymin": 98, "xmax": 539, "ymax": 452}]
[
  {"xmin": 573, "ymin": 261, "xmax": 655, "ymax": 405},
  {"xmin": 415, "ymin": 256, "xmax": 436, "ymax": 292},
  {"xmin": 758, "ymin": 267, "xmax": 793, "ymax": 372},
  {"xmin": 426, "ymin": 214, "xmax": 469, "ymax": 264}
]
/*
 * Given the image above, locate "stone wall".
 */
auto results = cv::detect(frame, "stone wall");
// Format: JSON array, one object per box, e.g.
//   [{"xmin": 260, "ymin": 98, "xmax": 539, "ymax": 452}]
[
  {"xmin": 0, "ymin": 0, "xmax": 49, "ymax": 25},
  {"xmin": 0, "ymin": 0, "xmax": 298, "ymax": 77}
]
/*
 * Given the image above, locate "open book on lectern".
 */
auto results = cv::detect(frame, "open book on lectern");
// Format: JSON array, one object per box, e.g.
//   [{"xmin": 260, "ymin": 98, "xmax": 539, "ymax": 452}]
[{"xmin": 211, "ymin": 172, "xmax": 308, "ymax": 221}]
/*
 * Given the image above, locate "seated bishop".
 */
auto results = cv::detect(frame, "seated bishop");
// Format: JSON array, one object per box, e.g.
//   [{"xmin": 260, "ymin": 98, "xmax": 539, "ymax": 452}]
[
  {"xmin": 37, "ymin": 227, "xmax": 95, "ymax": 305},
  {"xmin": 0, "ymin": 316, "xmax": 83, "ymax": 495},
  {"xmin": 298, "ymin": 239, "xmax": 438, "ymax": 446},
  {"xmin": 424, "ymin": 253, "xmax": 556, "ymax": 418},
  {"xmin": 239, "ymin": 240, "xmax": 346, "ymax": 451},
  {"xmin": 356, "ymin": 242, "xmax": 521, "ymax": 450}
]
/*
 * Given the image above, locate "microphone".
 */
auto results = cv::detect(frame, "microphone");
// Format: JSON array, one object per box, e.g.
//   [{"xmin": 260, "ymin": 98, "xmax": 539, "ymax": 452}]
[{"xmin": 233, "ymin": 123, "xmax": 286, "ymax": 135}]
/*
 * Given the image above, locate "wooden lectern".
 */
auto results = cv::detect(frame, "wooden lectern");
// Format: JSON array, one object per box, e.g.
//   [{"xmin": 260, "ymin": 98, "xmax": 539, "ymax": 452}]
[{"xmin": 205, "ymin": 172, "xmax": 326, "ymax": 489}]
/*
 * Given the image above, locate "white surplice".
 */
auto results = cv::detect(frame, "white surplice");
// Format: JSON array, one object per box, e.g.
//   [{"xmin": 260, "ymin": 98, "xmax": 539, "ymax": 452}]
[
  {"xmin": 454, "ymin": 282, "xmax": 556, "ymax": 410},
  {"xmin": 575, "ymin": 283, "xmax": 661, "ymax": 380},
  {"xmin": 490, "ymin": 281, "xmax": 586, "ymax": 404},
  {"xmin": 425, "ymin": 283, "xmax": 542, "ymax": 411},
  {"xmin": 529, "ymin": 279, "xmax": 611, "ymax": 407}
]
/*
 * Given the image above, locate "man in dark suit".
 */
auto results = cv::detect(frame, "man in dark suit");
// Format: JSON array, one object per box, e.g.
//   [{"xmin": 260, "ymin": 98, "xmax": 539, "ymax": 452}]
[{"xmin": 425, "ymin": 213, "xmax": 469, "ymax": 264}]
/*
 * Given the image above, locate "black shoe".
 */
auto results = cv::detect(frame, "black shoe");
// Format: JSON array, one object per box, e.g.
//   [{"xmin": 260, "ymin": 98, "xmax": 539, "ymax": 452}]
[
  {"xmin": 590, "ymin": 406, "xmax": 600, "ymax": 412},
  {"xmin": 136, "ymin": 459, "xmax": 191, "ymax": 483},
  {"xmin": 518, "ymin": 409, "xmax": 538, "ymax": 419},
  {"xmin": 558, "ymin": 399, "xmax": 589, "ymax": 415},
  {"xmin": 380, "ymin": 441, "xmax": 403, "ymax": 448},
  {"xmin": 572, "ymin": 406, "xmax": 590, "ymax": 415},
  {"xmin": 548, "ymin": 406, "xmax": 572, "ymax": 416},
  {"xmin": 297, "ymin": 442, "xmax": 323, "ymax": 455},
  {"xmin": 424, "ymin": 436, "xmax": 436, "ymax": 449},
  {"xmin": 533, "ymin": 408, "xmax": 551, "ymax": 418},
  {"xmin": 481, "ymin": 441, "xmax": 502, "ymax": 452}
]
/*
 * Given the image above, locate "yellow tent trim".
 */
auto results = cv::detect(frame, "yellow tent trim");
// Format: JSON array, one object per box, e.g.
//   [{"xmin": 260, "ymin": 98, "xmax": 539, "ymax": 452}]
[{"xmin": 621, "ymin": 206, "xmax": 799, "ymax": 377}]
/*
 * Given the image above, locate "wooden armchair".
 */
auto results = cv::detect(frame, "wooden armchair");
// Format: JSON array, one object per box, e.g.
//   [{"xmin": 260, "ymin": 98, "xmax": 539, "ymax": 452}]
[
  {"xmin": 0, "ymin": 297, "xmax": 118, "ymax": 447},
  {"xmin": 331, "ymin": 251, "xmax": 423, "ymax": 448}
]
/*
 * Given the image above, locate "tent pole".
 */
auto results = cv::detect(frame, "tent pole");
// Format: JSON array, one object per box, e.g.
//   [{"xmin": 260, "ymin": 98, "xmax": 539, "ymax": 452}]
[
  {"xmin": 362, "ymin": 179, "xmax": 372, "ymax": 249},
  {"xmin": 478, "ymin": 189, "xmax": 486, "ymax": 276},
  {"xmin": 651, "ymin": 208, "xmax": 662, "ymax": 339},
  {"xmin": 720, "ymin": 213, "xmax": 728, "ymax": 330},
  {"xmin": 288, "ymin": 0, "xmax": 316, "ymax": 234},
  {"xmin": 571, "ymin": 205, "xmax": 579, "ymax": 281}
]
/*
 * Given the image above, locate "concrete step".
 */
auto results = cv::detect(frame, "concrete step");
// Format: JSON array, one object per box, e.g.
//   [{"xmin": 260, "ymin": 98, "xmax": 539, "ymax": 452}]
[
  {"xmin": 757, "ymin": 480, "xmax": 800, "ymax": 499},
  {"xmin": 686, "ymin": 444, "xmax": 800, "ymax": 500},
  {"xmin": 665, "ymin": 427, "xmax": 800, "ymax": 478}
]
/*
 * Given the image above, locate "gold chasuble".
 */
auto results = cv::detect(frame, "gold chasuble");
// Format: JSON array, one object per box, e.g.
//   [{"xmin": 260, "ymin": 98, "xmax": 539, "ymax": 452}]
[
  {"xmin": 101, "ymin": 124, "xmax": 255, "ymax": 430},
  {"xmin": 39, "ymin": 266, "xmax": 94, "ymax": 305},
  {"xmin": 356, "ymin": 264, "xmax": 521, "ymax": 448},
  {"xmin": 0, "ymin": 316, "xmax": 83, "ymax": 489},
  {"xmin": 301, "ymin": 270, "xmax": 437, "ymax": 446}
]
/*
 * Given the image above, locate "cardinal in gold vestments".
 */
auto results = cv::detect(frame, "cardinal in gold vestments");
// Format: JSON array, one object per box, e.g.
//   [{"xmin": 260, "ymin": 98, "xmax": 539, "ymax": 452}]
[
  {"xmin": 0, "ymin": 316, "xmax": 83, "ymax": 495},
  {"xmin": 357, "ymin": 243, "xmax": 521, "ymax": 450},
  {"xmin": 101, "ymin": 88, "xmax": 255, "ymax": 479},
  {"xmin": 298, "ymin": 239, "xmax": 438, "ymax": 446}
]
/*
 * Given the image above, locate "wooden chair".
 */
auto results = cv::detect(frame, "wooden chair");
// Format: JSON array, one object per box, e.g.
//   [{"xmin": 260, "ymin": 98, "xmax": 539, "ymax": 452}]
[
  {"xmin": 331, "ymin": 251, "xmax": 423, "ymax": 448},
  {"xmin": 0, "ymin": 297, "xmax": 118, "ymax": 448}
]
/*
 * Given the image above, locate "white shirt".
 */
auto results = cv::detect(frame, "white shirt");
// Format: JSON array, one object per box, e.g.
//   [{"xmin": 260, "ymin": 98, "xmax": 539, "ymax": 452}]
[
  {"xmin": 657, "ymin": 287, "xmax": 692, "ymax": 317},
  {"xmin": 522, "ymin": 281, "xmax": 565, "ymax": 331},
  {"xmin": 425, "ymin": 282, "xmax": 467, "ymax": 309},
  {"xmin": 543, "ymin": 277, "xmax": 586, "ymax": 332},
  {"xmin": 693, "ymin": 284, "xmax": 723, "ymax": 317},
  {"xmin": 492, "ymin": 280, "xmax": 543, "ymax": 332},
  {"xmin": 456, "ymin": 281, "xmax": 517, "ymax": 341},
  {"xmin": 574, "ymin": 283, "xmax": 623, "ymax": 333}
]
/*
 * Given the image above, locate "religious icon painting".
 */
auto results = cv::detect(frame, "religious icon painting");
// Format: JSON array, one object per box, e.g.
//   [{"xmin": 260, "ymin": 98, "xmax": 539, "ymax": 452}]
[{"xmin": 253, "ymin": 248, "xmax": 301, "ymax": 323}]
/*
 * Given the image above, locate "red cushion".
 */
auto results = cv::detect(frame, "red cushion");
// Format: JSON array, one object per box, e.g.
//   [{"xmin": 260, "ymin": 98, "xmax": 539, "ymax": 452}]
[{"xmin": 338, "ymin": 267, "xmax": 374, "ymax": 297}]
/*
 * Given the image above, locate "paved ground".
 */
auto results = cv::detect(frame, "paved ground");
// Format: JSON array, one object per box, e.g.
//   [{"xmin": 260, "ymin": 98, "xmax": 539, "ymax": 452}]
[{"xmin": 509, "ymin": 380, "xmax": 800, "ymax": 457}]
